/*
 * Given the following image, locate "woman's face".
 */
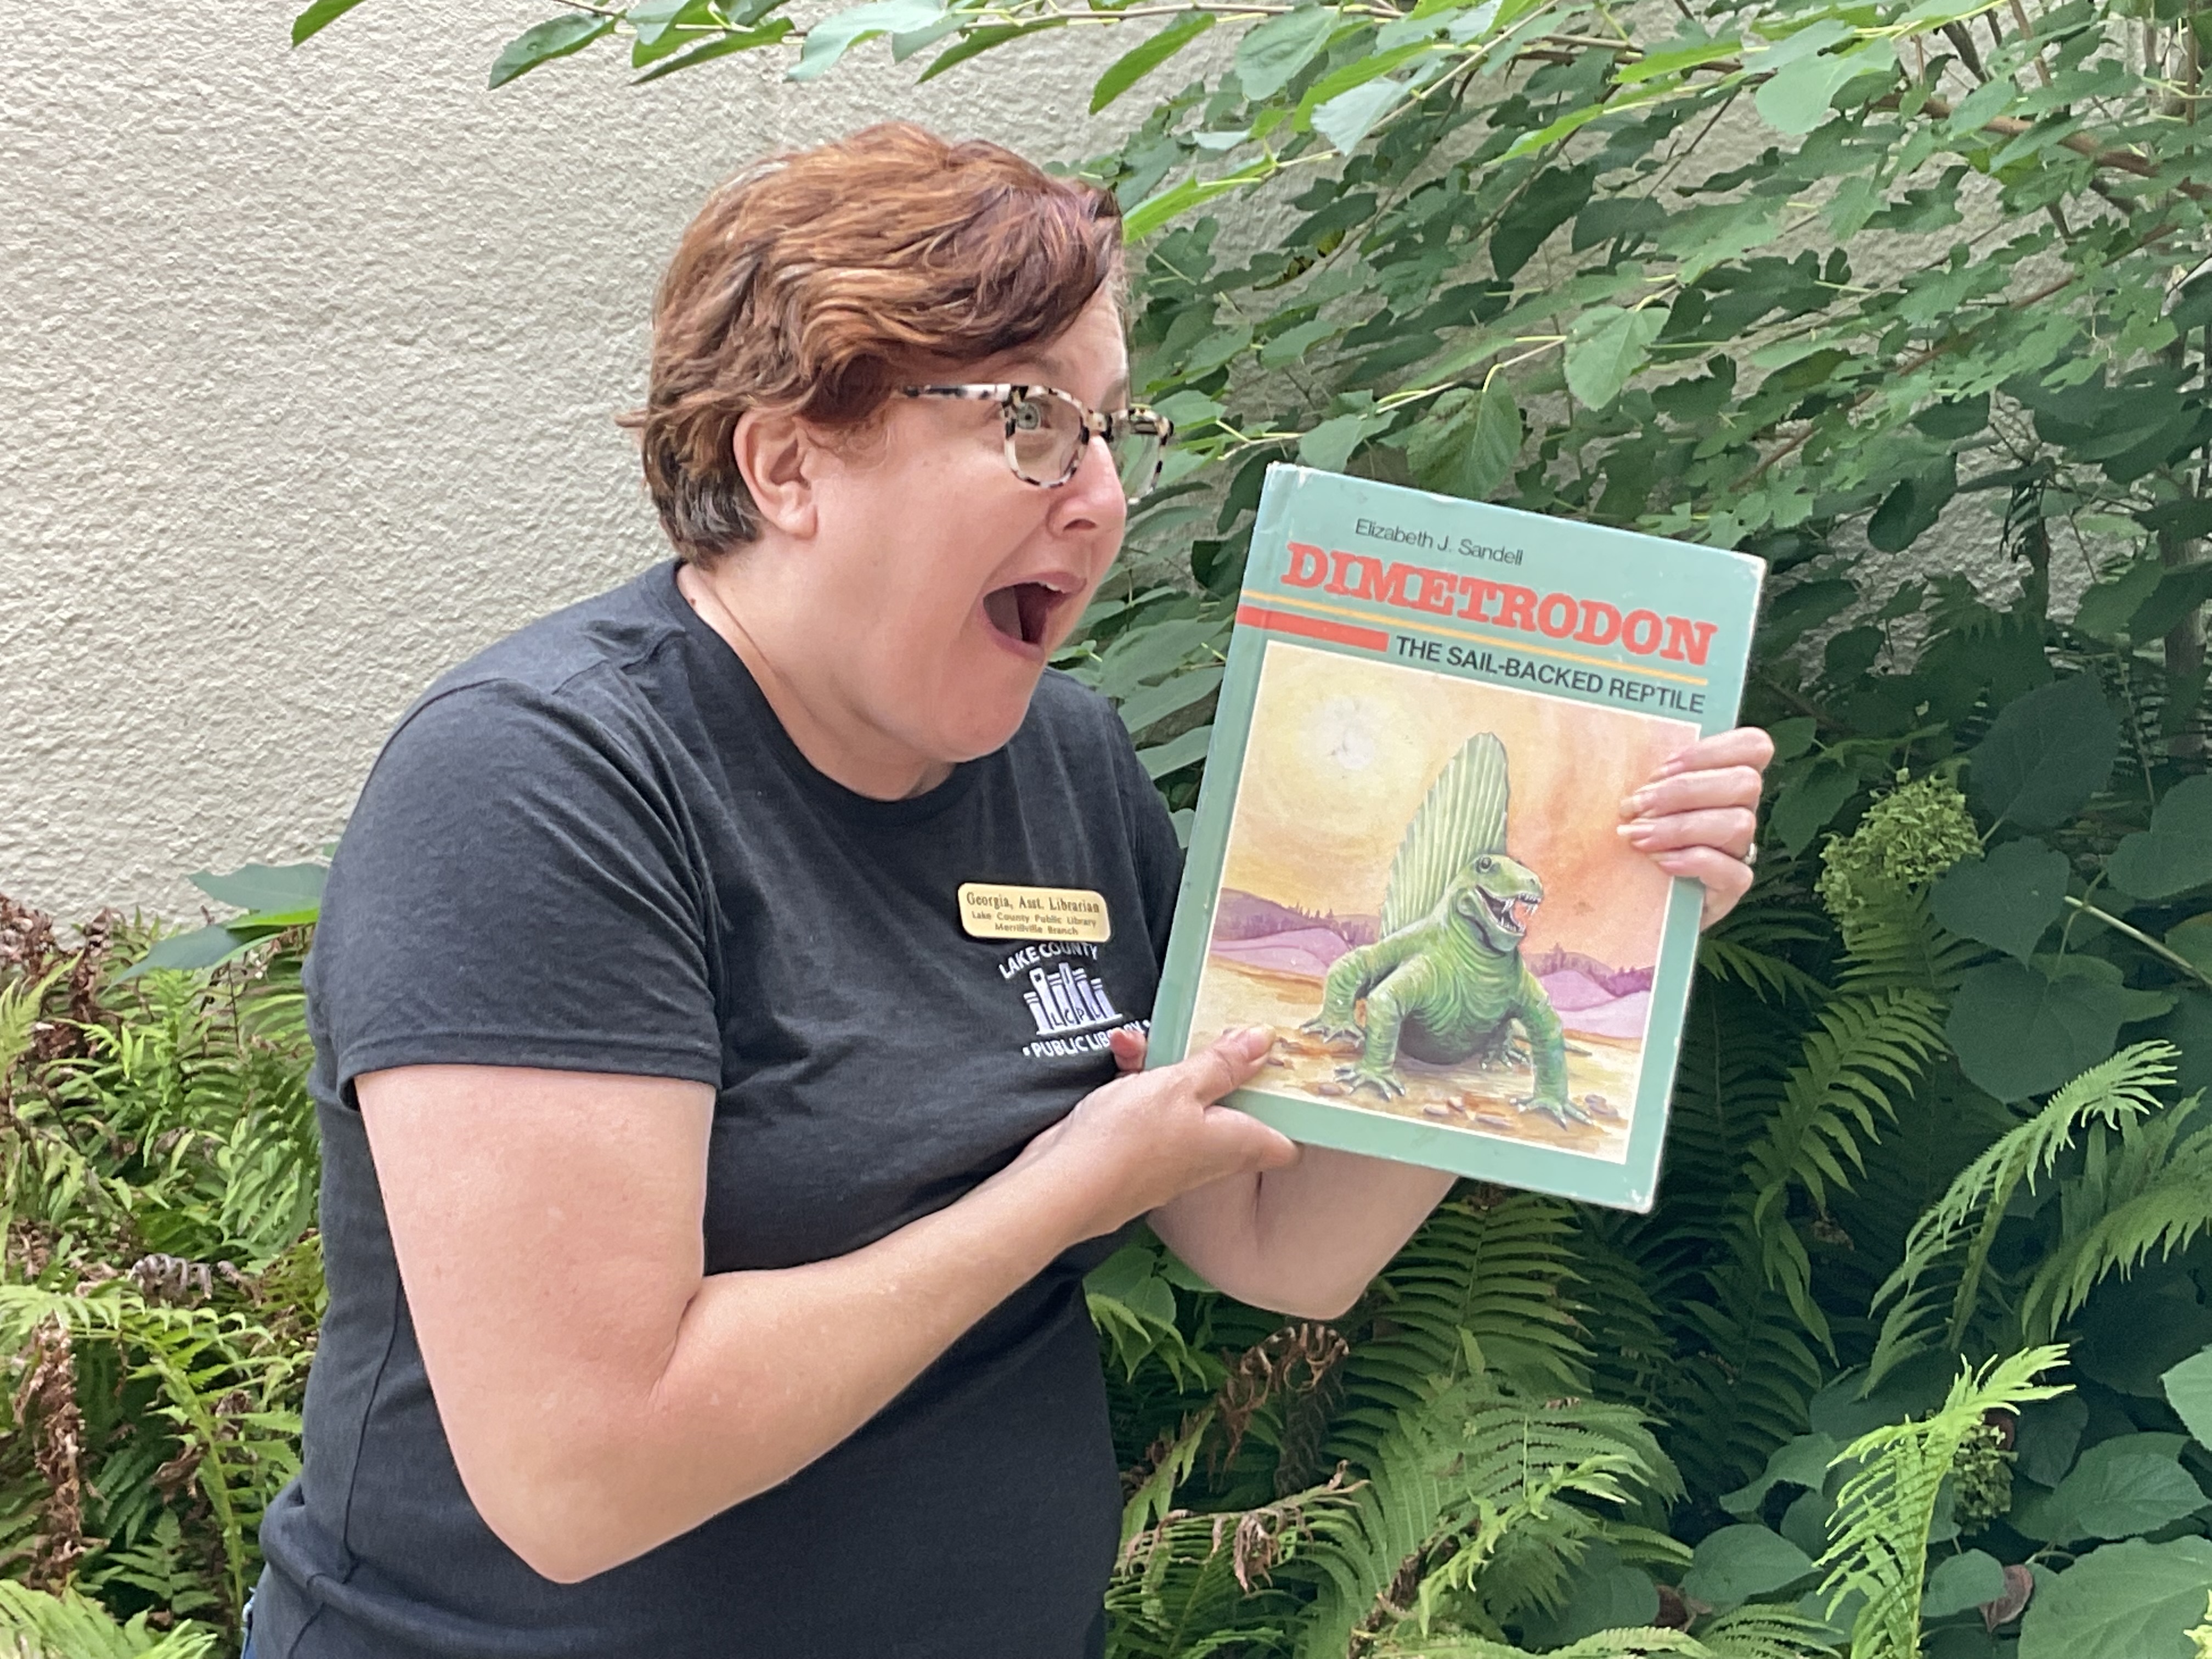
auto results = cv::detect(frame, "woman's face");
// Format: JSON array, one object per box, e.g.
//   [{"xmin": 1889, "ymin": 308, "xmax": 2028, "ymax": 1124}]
[{"xmin": 794, "ymin": 286, "xmax": 1132, "ymax": 769}]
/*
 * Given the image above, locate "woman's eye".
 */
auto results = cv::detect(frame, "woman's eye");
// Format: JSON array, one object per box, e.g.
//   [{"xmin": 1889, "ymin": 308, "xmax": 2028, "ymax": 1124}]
[{"xmin": 1011, "ymin": 400, "xmax": 1045, "ymax": 432}]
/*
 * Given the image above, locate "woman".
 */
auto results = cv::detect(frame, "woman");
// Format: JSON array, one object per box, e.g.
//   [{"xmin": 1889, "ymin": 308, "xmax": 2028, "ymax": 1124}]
[{"xmin": 246, "ymin": 124, "xmax": 1768, "ymax": 1659}]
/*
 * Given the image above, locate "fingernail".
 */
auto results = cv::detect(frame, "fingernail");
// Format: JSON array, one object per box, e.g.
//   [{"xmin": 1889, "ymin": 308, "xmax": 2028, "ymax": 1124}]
[
  {"xmin": 1620, "ymin": 788, "xmax": 1651, "ymax": 816},
  {"xmin": 1657, "ymin": 752, "xmax": 1688, "ymax": 777}
]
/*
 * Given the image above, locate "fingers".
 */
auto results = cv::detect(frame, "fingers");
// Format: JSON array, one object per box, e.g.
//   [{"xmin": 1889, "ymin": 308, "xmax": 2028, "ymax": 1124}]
[
  {"xmin": 1652, "ymin": 726, "xmax": 1775, "ymax": 781},
  {"xmin": 1203, "ymin": 1104, "xmax": 1301, "ymax": 1171},
  {"xmin": 1622, "ymin": 806, "xmax": 1757, "ymax": 858},
  {"xmin": 1620, "ymin": 765, "xmax": 1764, "ymax": 820},
  {"xmin": 1650, "ymin": 844, "xmax": 1756, "ymax": 928},
  {"xmin": 1182, "ymin": 1025, "xmax": 1276, "ymax": 1103},
  {"xmin": 1108, "ymin": 1026, "xmax": 1149, "ymax": 1073}
]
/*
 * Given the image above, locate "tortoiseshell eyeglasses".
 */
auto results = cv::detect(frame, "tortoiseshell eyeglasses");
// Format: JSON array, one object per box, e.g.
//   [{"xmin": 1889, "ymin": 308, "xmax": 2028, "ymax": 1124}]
[{"xmin": 900, "ymin": 383, "xmax": 1173, "ymax": 504}]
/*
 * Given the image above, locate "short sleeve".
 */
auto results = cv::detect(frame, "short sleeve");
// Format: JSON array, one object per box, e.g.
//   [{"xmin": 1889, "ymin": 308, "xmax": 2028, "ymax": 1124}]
[
  {"xmin": 308, "ymin": 680, "xmax": 723, "ymax": 1096},
  {"xmin": 1105, "ymin": 711, "xmax": 1188, "ymax": 966}
]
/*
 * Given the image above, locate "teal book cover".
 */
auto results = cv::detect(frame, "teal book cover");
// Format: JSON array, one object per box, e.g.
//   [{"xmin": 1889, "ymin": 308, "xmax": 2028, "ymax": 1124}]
[{"xmin": 1147, "ymin": 466, "xmax": 1765, "ymax": 1212}]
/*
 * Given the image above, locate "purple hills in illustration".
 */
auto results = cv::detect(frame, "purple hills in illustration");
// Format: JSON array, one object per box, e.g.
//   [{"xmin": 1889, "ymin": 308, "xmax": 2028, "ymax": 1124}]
[{"xmin": 1206, "ymin": 889, "xmax": 1654, "ymax": 1041}]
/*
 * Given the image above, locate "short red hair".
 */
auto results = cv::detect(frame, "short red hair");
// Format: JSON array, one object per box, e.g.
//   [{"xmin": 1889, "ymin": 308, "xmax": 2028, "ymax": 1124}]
[{"xmin": 625, "ymin": 122, "xmax": 1124, "ymax": 563}]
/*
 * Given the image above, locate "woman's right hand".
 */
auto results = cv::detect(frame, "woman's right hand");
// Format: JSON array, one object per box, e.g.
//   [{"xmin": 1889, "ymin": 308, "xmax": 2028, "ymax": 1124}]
[{"xmin": 1006, "ymin": 1025, "xmax": 1300, "ymax": 1240}]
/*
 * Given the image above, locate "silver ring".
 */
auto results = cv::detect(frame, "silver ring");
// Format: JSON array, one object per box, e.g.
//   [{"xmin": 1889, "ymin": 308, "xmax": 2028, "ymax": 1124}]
[{"xmin": 1741, "ymin": 842, "xmax": 1759, "ymax": 867}]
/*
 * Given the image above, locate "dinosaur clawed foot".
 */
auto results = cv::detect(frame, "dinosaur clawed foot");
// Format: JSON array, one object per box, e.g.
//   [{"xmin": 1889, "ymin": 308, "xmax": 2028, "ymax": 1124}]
[
  {"xmin": 1514, "ymin": 1093, "xmax": 1594, "ymax": 1126},
  {"xmin": 1336, "ymin": 1063, "xmax": 1406, "ymax": 1101}
]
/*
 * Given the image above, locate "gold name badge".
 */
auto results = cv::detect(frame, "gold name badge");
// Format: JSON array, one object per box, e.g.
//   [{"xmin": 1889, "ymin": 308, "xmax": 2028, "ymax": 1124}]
[{"xmin": 957, "ymin": 883, "xmax": 1111, "ymax": 943}]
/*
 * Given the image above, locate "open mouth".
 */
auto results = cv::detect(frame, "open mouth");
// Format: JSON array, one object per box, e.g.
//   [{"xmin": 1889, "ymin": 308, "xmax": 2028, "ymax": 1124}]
[
  {"xmin": 981, "ymin": 580, "xmax": 1072, "ymax": 651},
  {"xmin": 1481, "ymin": 889, "xmax": 1537, "ymax": 936}
]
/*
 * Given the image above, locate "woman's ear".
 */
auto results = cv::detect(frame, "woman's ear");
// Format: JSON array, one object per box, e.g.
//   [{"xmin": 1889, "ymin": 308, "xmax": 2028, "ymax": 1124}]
[{"xmin": 732, "ymin": 410, "xmax": 820, "ymax": 539}]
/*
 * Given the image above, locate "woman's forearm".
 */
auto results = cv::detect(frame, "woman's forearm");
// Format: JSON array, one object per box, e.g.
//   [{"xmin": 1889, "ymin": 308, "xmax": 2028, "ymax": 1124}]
[
  {"xmin": 511, "ymin": 1158, "xmax": 1094, "ymax": 1581},
  {"xmin": 366, "ymin": 1042, "xmax": 1285, "ymax": 1585},
  {"xmin": 1149, "ymin": 1148, "xmax": 1454, "ymax": 1319}
]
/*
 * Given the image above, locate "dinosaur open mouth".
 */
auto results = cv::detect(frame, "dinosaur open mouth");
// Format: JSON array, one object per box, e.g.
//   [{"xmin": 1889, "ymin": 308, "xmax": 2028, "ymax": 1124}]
[{"xmin": 1481, "ymin": 889, "xmax": 1536, "ymax": 936}]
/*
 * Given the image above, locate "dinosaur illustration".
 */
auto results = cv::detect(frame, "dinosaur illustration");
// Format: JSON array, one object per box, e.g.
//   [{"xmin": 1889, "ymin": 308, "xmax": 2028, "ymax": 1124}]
[{"xmin": 1300, "ymin": 734, "xmax": 1579, "ymax": 1123}]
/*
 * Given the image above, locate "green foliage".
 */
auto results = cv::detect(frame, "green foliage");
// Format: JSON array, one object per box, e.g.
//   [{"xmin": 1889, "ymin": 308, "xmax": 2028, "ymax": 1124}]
[
  {"xmin": 0, "ymin": 1581, "xmax": 217, "ymax": 1658},
  {"xmin": 1, "ymin": 905, "xmax": 318, "ymax": 1638},
  {"xmin": 1813, "ymin": 1348, "xmax": 2066, "ymax": 1658}
]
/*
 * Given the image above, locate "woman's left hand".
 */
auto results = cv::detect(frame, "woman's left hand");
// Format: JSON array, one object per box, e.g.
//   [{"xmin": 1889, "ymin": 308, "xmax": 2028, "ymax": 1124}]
[{"xmin": 1618, "ymin": 726, "xmax": 1774, "ymax": 929}]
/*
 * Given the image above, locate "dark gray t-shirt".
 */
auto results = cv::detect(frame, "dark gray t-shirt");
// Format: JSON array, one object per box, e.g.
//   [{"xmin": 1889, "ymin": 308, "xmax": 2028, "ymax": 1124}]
[{"xmin": 251, "ymin": 562, "xmax": 1184, "ymax": 1659}]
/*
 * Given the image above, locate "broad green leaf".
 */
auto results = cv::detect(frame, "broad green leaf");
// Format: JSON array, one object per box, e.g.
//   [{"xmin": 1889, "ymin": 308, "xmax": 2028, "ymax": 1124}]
[
  {"xmin": 1930, "ymin": 837, "xmax": 2069, "ymax": 960},
  {"xmin": 291, "ymin": 0, "xmax": 368, "ymax": 45},
  {"xmin": 2131, "ymin": 562, "xmax": 2212, "ymax": 641},
  {"xmin": 1923, "ymin": 1549, "xmax": 2007, "ymax": 1618},
  {"xmin": 1616, "ymin": 35, "xmax": 1744, "ymax": 84},
  {"xmin": 488, "ymin": 15, "xmax": 613, "ymax": 88},
  {"xmin": 2020, "ymin": 1538, "xmax": 2212, "ymax": 1659},
  {"xmin": 1312, "ymin": 76, "xmax": 1407, "ymax": 153},
  {"xmin": 2164, "ymin": 1347, "xmax": 2212, "ymax": 1448},
  {"xmin": 1235, "ymin": 5, "xmax": 1339, "ymax": 99},
  {"xmin": 1405, "ymin": 379, "xmax": 1520, "ymax": 500},
  {"xmin": 1258, "ymin": 317, "xmax": 1338, "ymax": 369},
  {"xmin": 633, "ymin": 21, "xmax": 792, "ymax": 81},
  {"xmin": 1968, "ymin": 675, "xmax": 2120, "ymax": 833},
  {"xmin": 1680, "ymin": 1524, "xmax": 1815, "ymax": 1609},
  {"xmin": 1755, "ymin": 38, "xmax": 1894, "ymax": 134},
  {"xmin": 190, "ymin": 863, "xmax": 328, "ymax": 915},
  {"xmin": 125, "ymin": 926, "xmax": 257, "ymax": 979},
  {"xmin": 789, "ymin": 0, "xmax": 943, "ymax": 81},
  {"xmin": 1138, "ymin": 724, "xmax": 1213, "ymax": 779},
  {"xmin": 1564, "ymin": 306, "xmax": 1664, "ymax": 410},
  {"xmin": 1721, "ymin": 1432, "xmax": 1841, "ymax": 1516},
  {"xmin": 1519, "ymin": 1543, "xmax": 1661, "ymax": 1647},
  {"xmin": 1493, "ymin": 163, "xmax": 1596, "ymax": 279},
  {"xmin": 629, "ymin": 0, "xmax": 714, "ymax": 43},
  {"xmin": 918, "ymin": 18, "xmax": 1060, "ymax": 80},
  {"xmin": 1298, "ymin": 411, "xmax": 1380, "ymax": 473},
  {"xmin": 2109, "ymin": 774, "xmax": 2212, "ymax": 899},
  {"xmin": 2076, "ymin": 550, "xmax": 2168, "ymax": 640},
  {"xmin": 1116, "ymin": 665, "xmax": 1224, "ymax": 735},
  {"xmin": 1768, "ymin": 716, "xmax": 1818, "ymax": 763},
  {"xmin": 1948, "ymin": 958, "xmax": 2139, "ymax": 1101},
  {"xmin": 1759, "ymin": 578, "xmax": 1857, "ymax": 653},
  {"xmin": 1770, "ymin": 758, "xmax": 1859, "ymax": 853},
  {"xmin": 2013, "ymin": 1449, "xmax": 2208, "ymax": 1542},
  {"xmin": 2168, "ymin": 915, "xmax": 2212, "ymax": 978},
  {"xmin": 1092, "ymin": 14, "xmax": 1215, "ymax": 114},
  {"xmin": 1121, "ymin": 158, "xmax": 1276, "ymax": 241}
]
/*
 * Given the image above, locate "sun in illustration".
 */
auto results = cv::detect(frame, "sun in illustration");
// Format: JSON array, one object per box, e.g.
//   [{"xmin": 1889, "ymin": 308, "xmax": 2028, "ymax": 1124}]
[{"xmin": 1310, "ymin": 696, "xmax": 1384, "ymax": 772}]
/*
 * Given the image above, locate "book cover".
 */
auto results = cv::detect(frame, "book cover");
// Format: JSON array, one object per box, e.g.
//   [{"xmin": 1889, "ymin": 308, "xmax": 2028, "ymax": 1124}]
[{"xmin": 1147, "ymin": 466, "xmax": 1765, "ymax": 1211}]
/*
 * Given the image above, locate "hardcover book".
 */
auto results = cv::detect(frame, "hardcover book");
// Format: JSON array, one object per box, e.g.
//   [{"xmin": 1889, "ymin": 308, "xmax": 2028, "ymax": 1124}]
[{"xmin": 1147, "ymin": 466, "xmax": 1765, "ymax": 1211}]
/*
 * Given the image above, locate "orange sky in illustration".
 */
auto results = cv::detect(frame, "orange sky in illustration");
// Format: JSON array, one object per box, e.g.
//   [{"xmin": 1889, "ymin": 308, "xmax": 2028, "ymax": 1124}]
[{"xmin": 1216, "ymin": 641, "xmax": 1697, "ymax": 970}]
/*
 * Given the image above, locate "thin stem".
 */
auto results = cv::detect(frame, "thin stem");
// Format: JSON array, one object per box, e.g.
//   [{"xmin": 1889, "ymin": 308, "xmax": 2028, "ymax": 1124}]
[{"xmin": 2063, "ymin": 896, "xmax": 2212, "ymax": 988}]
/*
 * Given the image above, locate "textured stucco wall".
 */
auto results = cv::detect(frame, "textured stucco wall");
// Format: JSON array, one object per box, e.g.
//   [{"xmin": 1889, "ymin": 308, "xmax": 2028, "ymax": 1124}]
[{"xmin": 0, "ymin": 1, "xmax": 1122, "ymax": 923}]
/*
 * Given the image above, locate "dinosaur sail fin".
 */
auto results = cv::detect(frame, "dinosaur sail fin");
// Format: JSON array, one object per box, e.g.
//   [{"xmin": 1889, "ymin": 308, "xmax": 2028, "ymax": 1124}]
[{"xmin": 1380, "ymin": 734, "xmax": 1511, "ymax": 934}]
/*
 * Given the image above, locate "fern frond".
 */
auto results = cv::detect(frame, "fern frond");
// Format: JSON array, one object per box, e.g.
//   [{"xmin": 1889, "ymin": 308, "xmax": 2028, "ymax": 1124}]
[
  {"xmin": 1866, "ymin": 1042, "xmax": 2177, "ymax": 1385},
  {"xmin": 1294, "ymin": 1380, "xmax": 1679, "ymax": 1659},
  {"xmin": 0, "ymin": 1279, "xmax": 304, "ymax": 1614},
  {"xmin": 1365, "ymin": 1604, "xmax": 1837, "ymax": 1657},
  {"xmin": 1335, "ymin": 1188, "xmax": 1587, "ymax": 1463},
  {"xmin": 2023, "ymin": 1088, "xmax": 2212, "ymax": 1338},
  {"xmin": 1832, "ymin": 883, "xmax": 1981, "ymax": 996},
  {"xmin": 1814, "ymin": 1347, "xmax": 2068, "ymax": 1659},
  {"xmin": 0, "ymin": 1581, "xmax": 218, "ymax": 1658},
  {"xmin": 1740, "ymin": 988, "xmax": 1946, "ymax": 1347}
]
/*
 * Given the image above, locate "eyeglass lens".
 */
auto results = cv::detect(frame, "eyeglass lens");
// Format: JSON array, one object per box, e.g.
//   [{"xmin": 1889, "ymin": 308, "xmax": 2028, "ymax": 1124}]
[{"xmin": 1007, "ymin": 391, "xmax": 1161, "ymax": 500}]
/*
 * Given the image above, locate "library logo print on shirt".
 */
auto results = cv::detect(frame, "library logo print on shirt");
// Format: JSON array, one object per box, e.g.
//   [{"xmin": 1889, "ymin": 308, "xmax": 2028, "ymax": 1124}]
[{"xmin": 996, "ymin": 940, "xmax": 1147, "ymax": 1059}]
